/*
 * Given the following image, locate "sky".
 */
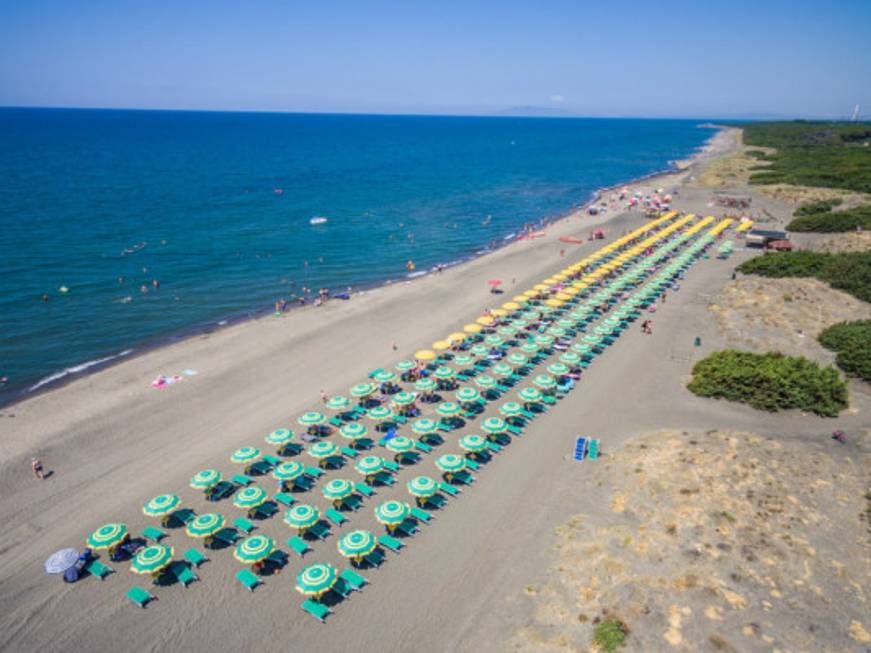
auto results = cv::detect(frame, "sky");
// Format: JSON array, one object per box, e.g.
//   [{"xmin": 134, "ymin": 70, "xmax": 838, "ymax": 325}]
[{"xmin": 1, "ymin": 0, "xmax": 870, "ymax": 119}]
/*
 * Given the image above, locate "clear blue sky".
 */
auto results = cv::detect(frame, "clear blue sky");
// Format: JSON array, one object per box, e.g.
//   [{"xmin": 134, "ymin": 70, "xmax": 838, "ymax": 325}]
[{"xmin": 1, "ymin": 0, "xmax": 869, "ymax": 118}]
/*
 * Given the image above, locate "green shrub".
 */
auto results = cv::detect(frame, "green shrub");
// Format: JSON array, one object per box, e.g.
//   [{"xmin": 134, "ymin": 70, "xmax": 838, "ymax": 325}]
[
  {"xmin": 787, "ymin": 203, "xmax": 871, "ymax": 232},
  {"xmin": 737, "ymin": 251, "xmax": 871, "ymax": 303},
  {"xmin": 592, "ymin": 619, "xmax": 628, "ymax": 652},
  {"xmin": 793, "ymin": 199, "xmax": 842, "ymax": 217},
  {"xmin": 818, "ymin": 321, "xmax": 871, "ymax": 382},
  {"xmin": 687, "ymin": 350, "xmax": 848, "ymax": 417}
]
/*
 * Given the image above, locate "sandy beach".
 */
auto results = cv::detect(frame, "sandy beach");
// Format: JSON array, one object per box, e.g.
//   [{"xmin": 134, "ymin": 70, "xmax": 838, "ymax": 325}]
[{"xmin": 3, "ymin": 127, "xmax": 869, "ymax": 653}]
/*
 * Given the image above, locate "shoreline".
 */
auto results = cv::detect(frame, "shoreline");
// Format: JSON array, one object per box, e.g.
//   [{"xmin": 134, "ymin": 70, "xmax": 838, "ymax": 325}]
[{"xmin": 1, "ymin": 125, "xmax": 727, "ymax": 408}]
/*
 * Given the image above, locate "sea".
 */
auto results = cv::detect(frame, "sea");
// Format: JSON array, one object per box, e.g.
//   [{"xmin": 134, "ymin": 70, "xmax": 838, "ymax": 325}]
[{"xmin": 0, "ymin": 108, "xmax": 715, "ymax": 404}]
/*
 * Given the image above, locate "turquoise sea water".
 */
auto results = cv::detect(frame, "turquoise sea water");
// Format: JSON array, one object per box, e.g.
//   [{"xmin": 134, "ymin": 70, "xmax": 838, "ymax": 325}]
[{"xmin": 0, "ymin": 109, "xmax": 714, "ymax": 403}]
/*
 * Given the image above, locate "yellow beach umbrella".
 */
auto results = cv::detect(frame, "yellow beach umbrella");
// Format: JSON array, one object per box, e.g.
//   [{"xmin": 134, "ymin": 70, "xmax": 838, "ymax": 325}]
[
  {"xmin": 522, "ymin": 289, "xmax": 539, "ymax": 298},
  {"xmin": 553, "ymin": 273, "xmax": 568, "ymax": 281},
  {"xmin": 554, "ymin": 293, "xmax": 572, "ymax": 301},
  {"xmin": 490, "ymin": 308, "xmax": 508, "ymax": 318},
  {"xmin": 512, "ymin": 295, "xmax": 528, "ymax": 303},
  {"xmin": 476, "ymin": 316, "xmax": 495, "ymax": 326},
  {"xmin": 447, "ymin": 332, "xmax": 467, "ymax": 343},
  {"xmin": 432, "ymin": 340, "xmax": 451, "ymax": 350},
  {"xmin": 542, "ymin": 277, "xmax": 557, "ymax": 285},
  {"xmin": 463, "ymin": 323, "xmax": 483, "ymax": 334},
  {"xmin": 501, "ymin": 301, "xmax": 520, "ymax": 311},
  {"xmin": 544, "ymin": 298, "xmax": 564, "ymax": 307},
  {"xmin": 414, "ymin": 349, "xmax": 436, "ymax": 361},
  {"xmin": 533, "ymin": 284, "xmax": 549, "ymax": 292}
]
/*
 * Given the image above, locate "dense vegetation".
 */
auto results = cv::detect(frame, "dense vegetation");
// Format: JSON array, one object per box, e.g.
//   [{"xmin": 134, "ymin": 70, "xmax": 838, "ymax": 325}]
[
  {"xmin": 592, "ymin": 619, "xmax": 628, "ymax": 652},
  {"xmin": 787, "ymin": 199, "xmax": 871, "ymax": 232},
  {"xmin": 688, "ymin": 350, "xmax": 848, "ymax": 417},
  {"xmin": 818, "ymin": 321, "xmax": 871, "ymax": 383},
  {"xmin": 737, "ymin": 121, "xmax": 871, "ymax": 193},
  {"xmin": 737, "ymin": 251, "xmax": 871, "ymax": 302}
]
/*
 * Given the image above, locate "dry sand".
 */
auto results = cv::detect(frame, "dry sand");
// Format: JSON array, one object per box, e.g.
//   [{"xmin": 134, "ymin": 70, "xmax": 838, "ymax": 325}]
[{"xmin": 2, "ymin": 127, "xmax": 869, "ymax": 653}]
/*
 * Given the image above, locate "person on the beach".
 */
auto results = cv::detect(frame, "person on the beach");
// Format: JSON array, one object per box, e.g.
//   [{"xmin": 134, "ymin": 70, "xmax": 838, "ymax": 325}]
[
  {"xmin": 406, "ymin": 260, "xmax": 415, "ymax": 272},
  {"xmin": 42, "ymin": 293, "xmax": 49, "ymax": 302},
  {"xmin": 661, "ymin": 290, "xmax": 667, "ymax": 303},
  {"xmin": 392, "ymin": 342, "xmax": 398, "ymax": 352},
  {"xmin": 320, "ymin": 390, "xmax": 327, "ymax": 404},
  {"xmin": 31, "ymin": 457, "xmax": 45, "ymax": 480}
]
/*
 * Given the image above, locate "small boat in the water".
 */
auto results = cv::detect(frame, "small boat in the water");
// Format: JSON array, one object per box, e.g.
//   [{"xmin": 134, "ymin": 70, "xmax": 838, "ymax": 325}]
[{"xmin": 310, "ymin": 216, "xmax": 328, "ymax": 225}]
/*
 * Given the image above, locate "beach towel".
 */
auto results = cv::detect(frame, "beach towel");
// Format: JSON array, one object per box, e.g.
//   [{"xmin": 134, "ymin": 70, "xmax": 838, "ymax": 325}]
[{"xmin": 151, "ymin": 375, "xmax": 184, "ymax": 389}]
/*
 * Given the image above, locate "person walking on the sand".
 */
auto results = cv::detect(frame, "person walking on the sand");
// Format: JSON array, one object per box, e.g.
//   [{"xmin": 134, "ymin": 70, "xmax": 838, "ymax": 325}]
[{"xmin": 31, "ymin": 457, "xmax": 45, "ymax": 480}]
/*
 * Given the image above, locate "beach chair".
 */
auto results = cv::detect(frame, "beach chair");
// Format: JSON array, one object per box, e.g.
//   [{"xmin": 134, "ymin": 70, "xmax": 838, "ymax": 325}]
[
  {"xmin": 84, "ymin": 558, "xmax": 113, "ymax": 580},
  {"xmin": 378, "ymin": 534, "xmax": 404, "ymax": 553},
  {"xmin": 507, "ymin": 424, "xmax": 523, "ymax": 436},
  {"xmin": 236, "ymin": 568, "xmax": 262, "ymax": 592},
  {"xmin": 340, "ymin": 568, "xmax": 369, "ymax": 591},
  {"xmin": 232, "ymin": 474, "xmax": 253, "ymax": 486},
  {"xmin": 341, "ymin": 494, "xmax": 363, "ymax": 511},
  {"xmin": 170, "ymin": 561, "xmax": 198, "ymax": 588},
  {"xmin": 249, "ymin": 502, "xmax": 278, "ymax": 519},
  {"xmin": 341, "ymin": 446, "xmax": 359, "ymax": 459},
  {"xmin": 234, "ymin": 517, "xmax": 256, "ymax": 534},
  {"xmin": 438, "ymin": 481, "xmax": 460, "ymax": 496},
  {"xmin": 541, "ymin": 395, "xmax": 556, "ymax": 406},
  {"xmin": 308, "ymin": 521, "xmax": 331, "ymax": 540},
  {"xmin": 394, "ymin": 520, "xmax": 417, "ymax": 537},
  {"xmin": 331, "ymin": 577, "xmax": 353, "ymax": 599},
  {"xmin": 325, "ymin": 509, "xmax": 348, "ymax": 527},
  {"xmin": 262, "ymin": 455, "xmax": 282, "ymax": 467},
  {"xmin": 486, "ymin": 441, "xmax": 502, "ymax": 453},
  {"xmin": 274, "ymin": 492, "xmax": 296, "ymax": 507},
  {"xmin": 363, "ymin": 548, "xmax": 385, "ymax": 567},
  {"xmin": 207, "ymin": 481, "xmax": 236, "ymax": 501},
  {"xmin": 573, "ymin": 437, "xmax": 586, "ymax": 461},
  {"xmin": 126, "ymin": 586, "xmax": 154, "ymax": 608},
  {"xmin": 142, "ymin": 526, "xmax": 166, "ymax": 543},
  {"xmin": 248, "ymin": 460, "xmax": 273, "ymax": 475},
  {"xmin": 383, "ymin": 460, "xmax": 399, "ymax": 472},
  {"xmin": 588, "ymin": 439, "xmax": 599, "ymax": 460},
  {"xmin": 452, "ymin": 470, "xmax": 475, "ymax": 486},
  {"xmin": 422, "ymin": 493, "xmax": 447, "ymax": 510},
  {"xmin": 267, "ymin": 550, "xmax": 288, "ymax": 568},
  {"xmin": 301, "ymin": 599, "xmax": 331, "ymax": 623},
  {"xmin": 304, "ymin": 466, "xmax": 324, "ymax": 478},
  {"xmin": 329, "ymin": 416, "xmax": 344, "ymax": 428},
  {"xmin": 372, "ymin": 471, "xmax": 395, "ymax": 486},
  {"xmin": 355, "ymin": 482, "xmax": 376, "ymax": 497},
  {"xmin": 210, "ymin": 528, "xmax": 239, "ymax": 547},
  {"xmin": 288, "ymin": 536, "xmax": 311, "ymax": 558},
  {"xmin": 167, "ymin": 508, "xmax": 196, "ymax": 527},
  {"xmin": 183, "ymin": 548, "xmax": 208, "ymax": 568},
  {"xmin": 465, "ymin": 458, "xmax": 480, "ymax": 471},
  {"xmin": 410, "ymin": 507, "xmax": 432, "ymax": 523},
  {"xmin": 414, "ymin": 441, "xmax": 432, "ymax": 454}
]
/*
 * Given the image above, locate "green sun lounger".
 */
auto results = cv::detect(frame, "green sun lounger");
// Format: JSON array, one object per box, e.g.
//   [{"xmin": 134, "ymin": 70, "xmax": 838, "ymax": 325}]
[
  {"xmin": 383, "ymin": 460, "xmax": 399, "ymax": 472},
  {"xmin": 438, "ymin": 481, "xmax": 460, "ymax": 496},
  {"xmin": 340, "ymin": 446, "xmax": 358, "ymax": 459},
  {"xmin": 304, "ymin": 466, "xmax": 323, "ymax": 478},
  {"xmin": 414, "ymin": 441, "xmax": 432, "ymax": 454},
  {"xmin": 301, "ymin": 598, "xmax": 331, "ymax": 622},
  {"xmin": 372, "ymin": 471, "xmax": 395, "ymax": 486},
  {"xmin": 236, "ymin": 568, "xmax": 262, "ymax": 592},
  {"xmin": 364, "ymin": 548, "xmax": 385, "ymax": 567},
  {"xmin": 410, "ymin": 507, "xmax": 432, "ymax": 523},
  {"xmin": 452, "ymin": 470, "xmax": 475, "ymax": 486},
  {"xmin": 234, "ymin": 517, "xmax": 256, "ymax": 534},
  {"xmin": 394, "ymin": 520, "xmax": 417, "ymax": 537},
  {"xmin": 308, "ymin": 521, "xmax": 331, "ymax": 540},
  {"xmin": 378, "ymin": 534, "xmax": 404, "ymax": 553},
  {"xmin": 84, "ymin": 559, "xmax": 113, "ymax": 580},
  {"xmin": 355, "ymin": 482, "xmax": 375, "ymax": 497},
  {"xmin": 507, "ymin": 424, "xmax": 523, "ymax": 436},
  {"xmin": 486, "ymin": 441, "xmax": 502, "ymax": 453},
  {"xmin": 288, "ymin": 536, "xmax": 310, "ymax": 557},
  {"xmin": 274, "ymin": 492, "xmax": 296, "ymax": 507},
  {"xmin": 183, "ymin": 548, "xmax": 208, "ymax": 568},
  {"xmin": 341, "ymin": 494, "xmax": 363, "ymax": 511},
  {"xmin": 329, "ymin": 416, "xmax": 344, "ymax": 428},
  {"xmin": 332, "ymin": 577, "xmax": 353, "ymax": 598},
  {"xmin": 324, "ymin": 509, "xmax": 348, "ymax": 526},
  {"xmin": 232, "ymin": 474, "xmax": 253, "ymax": 486},
  {"xmin": 126, "ymin": 586, "xmax": 154, "ymax": 608},
  {"xmin": 170, "ymin": 561, "xmax": 198, "ymax": 588},
  {"xmin": 588, "ymin": 439, "xmax": 599, "ymax": 460},
  {"xmin": 263, "ymin": 455, "xmax": 282, "ymax": 467},
  {"xmin": 249, "ymin": 502, "xmax": 277, "ymax": 519},
  {"xmin": 423, "ymin": 493, "xmax": 447, "ymax": 509},
  {"xmin": 340, "ymin": 568, "xmax": 368, "ymax": 591},
  {"xmin": 209, "ymin": 528, "xmax": 239, "ymax": 547},
  {"xmin": 142, "ymin": 526, "xmax": 166, "ymax": 543},
  {"xmin": 267, "ymin": 550, "xmax": 288, "ymax": 567},
  {"xmin": 465, "ymin": 458, "xmax": 479, "ymax": 471}
]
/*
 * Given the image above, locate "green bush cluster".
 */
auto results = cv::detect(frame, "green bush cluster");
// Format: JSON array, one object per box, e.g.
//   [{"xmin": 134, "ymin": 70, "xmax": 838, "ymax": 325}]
[
  {"xmin": 818, "ymin": 321, "xmax": 871, "ymax": 383},
  {"xmin": 592, "ymin": 619, "xmax": 628, "ymax": 652},
  {"xmin": 787, "ymin": 201, "xmax": 871, "ymax": 232},
  {"xmin": 737, "ymin": 251, "xmax": 871, "ymax": 302},
  {"xmin": 736, "ymin": 121, "xmax": 871, "ymax": 194},
  {"xmin": 793, "ymin": 199, "xmax": 842, "ymax": 217},
  {"xmin": 688, "ymin": 350, "xmax": 848, "ymax": 417}
]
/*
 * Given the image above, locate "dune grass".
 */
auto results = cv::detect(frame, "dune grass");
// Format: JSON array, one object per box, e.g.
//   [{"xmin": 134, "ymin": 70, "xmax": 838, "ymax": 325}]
[
  {"xmin": 737, "ymin": 251, "xmax": 871, "ymax": 303},
  {"xmin": 818, "ymin": 320, "xmax": 871, "ymax": 383}
]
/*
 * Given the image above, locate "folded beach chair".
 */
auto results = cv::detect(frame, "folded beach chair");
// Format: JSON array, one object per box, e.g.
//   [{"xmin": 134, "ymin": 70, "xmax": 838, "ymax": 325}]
[
  {"xmin": 378, "ymin": 534, "xmax": 404, "ymax": 553},
  {"xmin": 126, "ymin": 586, "xmax": 154, "ymax": 608},
  {"xmin": 288, "ymin": 536, "xmax": 311, "ymax": 557},
  {"xmin": 183, "ymin": 548, "xmax": 208, "ymax": 568},
  {"xmin": 170, "ymin": 561, "xmax": 198, "ymax": 588},
  {"xmin": 410, "ymin": 507, "xmax": 432, "ymax": 523},
  {"xmin": 274, "ymin": 492, "xmax": 296, "ymax": 507},
  {"xmin": 301, "ymin": 599, "xmax": 331, "ymax": 623},
  {"xmin": 248, "ymin": 460, "xmax": 273, "ymax": 475},
  {"xmin": 232, "ymin": 474, "xmax": 253, "ymax": 487},
  {"xmin": 507, "ymin": 424, "xmax": 523, "ymax": 436},
  {"xmin": 236, "ymin": 568, "xmax": 262, "ymax": 592},
  {"xmin": 84, "ymin": 558, "xmax": 113, "ymax": 580},
  {"xmin": 355, "ymin": 482, "xmax": 376, "ymax": 497},
  {"xmin": 438, "ymin": 481, "xmax": 460, "ymax": 496},
  {"xmin": 142, "ymin": 526, "xmax": 166, "ymax": 543},
  {"xmin": 234, "ymin": 517, "xmax": 256, "ymax": 534},
  {"xmin": 210, "ymin": 528, "xmax": 239, "ymax": 547},
  {"xmin": 325, "ymin": 509, "xmax": 348, "ymax": 527},
  {"xmin": 340, "ymin": 568, "xmax": 369, "ymax": 591}
]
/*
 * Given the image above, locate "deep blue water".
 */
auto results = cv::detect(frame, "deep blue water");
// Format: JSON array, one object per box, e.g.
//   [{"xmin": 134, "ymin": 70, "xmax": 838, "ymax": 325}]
[{"xmin": 0, "ymin": 109, "xmax": 714, "ymax": 402}]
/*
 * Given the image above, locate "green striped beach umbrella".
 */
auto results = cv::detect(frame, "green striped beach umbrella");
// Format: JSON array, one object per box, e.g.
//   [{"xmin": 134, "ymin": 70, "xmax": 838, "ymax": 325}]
[
  {"xmin": 87, "ymin": 523, "xmax": 128, "ymax": 550},
  {"xmin": 510, "ymin": 319, "xmax": 529, "ymax": 329},
  {"xmin": 308, "ymin": 440, "xmax": 339, "ymax": 459},
  {"xmin": 448, "ymin": 354, "xmax": 470, "ymax": 367},
  {"xmin": 190, "ymin": 469, "xmax": 222, "ymax": 490},
  {"xmin": 507, "ymin": 352, "xmax": 528, "ymax": 366},
  {"xmin": 481, "ymin": 417, "xmax": 507, "ymax": 434},
  {"xmin": 298, "ymin": 411, "xmax": 325, "ymax": 427},
  {"xmin": 392, "ymin": 391, "xmax": 416, "ymax": 407},
  {"xmin": 547, "ymin": 362, "xmax": 570, "ymax": 376},
  {"xmin": 395, "ymin": 359, "xmax": 416, "ymax": 372},
  {"xmin": 407, "ymin": 475, "xmax": 438, "ymax": 498},
  {"xmin": 373, "ymin": 370, "xmax": 397, "ymax": 383},
  {"xmin": 350, "ymin": 382, "xmax": 377, "ymax": 398},
  {"xmin": 355, "ymin": 455, "xmax": 385, "ymax": 476},
  {"xmin": 143, "ymin": 494, "xmax": 180, "ymax": 517},
  {"xmin": 518, "ymin": 387, "xmax": 542, "ymax": 403},
  {"xmin": 475, "ymin": 375, "xmax": 497, "ymax": 389},
  {"xmin": 519, "ymin": 342, "xmax": 539, "ymax": 354},
  {"xmin": 131, "ymin": 545, "xmax": 173, "ymax": 575},
  {"xmin": 386, "ymin": 436, "xmax": 415, "ymax": 454},
  {"xmin": 499, "ymin": 401, "xmax": 524, "ymax": 417},
  {"xmin": 604, "ymin": 317, "xmax": 621, "ymax": 329},
  {"xmin": 339, "ymin": 422, "xmax": 368, "ymax": 441},
  {"xmin": 594, "ymin": 324, "xmax": 612, "ymax": 336},
  {"xmin": 491, "ymin": 363, "xmax": 513, "ymax": 377},
  {"xmin": 322, "ymin": 478, "xmax": 355, "ymax": 501},
  {"xmin": 186, "ymin": 513, "xmax": 224, "ymax": 538},
  {"xmin": 230, "ymin": 446, "xmax": 261, "ymax": 463},
  {"xmin": 455, "ymin": 387, "xmax": 481, "ymax": 403},
  {"xmin": 559, "ymin": 351, "xmax": 581, "ymax": 365},
  {"xmin": 233, "ymin": 486, "xmax": 268, "ymax": 509},
  {"xmin": 284, "ymin": 504, "xmax": 320, "ymax": 530},
  {"xmin": 273, "ymin": 460, "xmax": 305, "ymax": 481},
  {"xmin": 234, "ymin": 535, "xmax": 274, "ymax": 564},
  {"xmin": 435, "ymin": 453, "xmax": 467, "ymax": 473},
  {"xmin": 547, "ymin": 326, "xmax": 567, "ymax": 338},
  {"xmin": 265, "ymin": 428, "xmax": 294, "ymax": 446},
  {"xmin": 411, "ymin": 418, "xmax": 438, "ymax": 435},
  {"xmin": 433, "ymin": 366, "xmax": 455, "ymax": 380},
  {"xmin": 497, "ymin": 326, "xmax": 517, "ymax": 337},
  {"xmin": 459, "ymin": 434, "xmax": 488, "ymax": 453},
  {"xmin": 484, "ymin": 335, "xmax": 504, "ymax": 347},
  {"xmin": 556, "ymin": 318, "xmax": 575, "ymax": 329},
  {"xmin": 337, "ymin": 530, "xmax": 377, "ymax": 560},
  {"xmin": 366, "ymin": 405, "xmax": 395, "ymax": 421},
  {"xmin": 374, "ymin": 500, "xmax": 410, "ymax": 527},
  {"xmin": 583, "ymin": 334, "xmax": 603, "ymax": 346},
  {"xmin": 534, "ymin": 334, "xmax": 554, "ymax": 346},
  {"xmin": 470, "ymin": 344, "xmax": 490, "ymax": 357},
  {"xmin": 436, "ymin": 401, "xmax": 461, "ymax": 417},
  {"xmin": 571, "ymin": 342, "xmax": 592, "ymax": 354},
  {"xmin": 414, "ymin": 378, "xmax": 437, "ymax": 392},
  {"xmin": 296, "ymin": 563, "xmax": 338, "ymax": 597},
  {"xmin": 325, "ymin": 395, "xmax": 350, "ymax": 411}
]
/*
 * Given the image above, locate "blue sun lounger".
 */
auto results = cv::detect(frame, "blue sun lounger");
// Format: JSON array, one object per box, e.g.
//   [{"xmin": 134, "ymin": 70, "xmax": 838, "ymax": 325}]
[{"xmin": 573, "ymin": 437, "xmax": 587, "ymax": 461}]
